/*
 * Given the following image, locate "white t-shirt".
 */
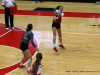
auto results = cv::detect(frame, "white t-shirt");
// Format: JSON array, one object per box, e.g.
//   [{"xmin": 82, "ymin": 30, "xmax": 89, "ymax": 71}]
[{"xmin": 2, "ymin": 0, "xmax": 15, "ymax": 8}]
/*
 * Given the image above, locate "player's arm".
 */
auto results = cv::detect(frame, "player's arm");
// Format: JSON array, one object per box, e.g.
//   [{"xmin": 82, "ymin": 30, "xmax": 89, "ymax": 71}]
[
  {"xmin": 53, "ymin": 13, "xmax": 61, "ymax": 20},
  {"xmin": 30, "ymin": 34, "xmax": 39, "ymax": 51},
  {"xmin": 55, "ymin": 12, "xmax": 64, "ymax": 19},
  {"xmin": 13, "ymin": 3, "xmax": 17, "ymax": 6},
  {"xmin": 37, "ymin": 65, "xmax": 42, "ymax": 75},
  {"xmin": 13, "ymin": 0, "xmax": 17, "ymax": 6},
  {"xmin": 30, "ymin": 34, "xmax": 36, "ymax": 47},
  {"xmin": 31, "ymin": 33, "xmax": 39, "ymax": 52},
  {"xmin": 2, "ymin": 0, "xmax": 6, "ymax": 7},
  {"xmin": 2, "ymin": 5, "xmax": 5, "ymax": 7}
]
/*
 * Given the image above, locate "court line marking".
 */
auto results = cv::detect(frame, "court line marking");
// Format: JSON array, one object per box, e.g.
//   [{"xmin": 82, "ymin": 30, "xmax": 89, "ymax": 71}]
[
  {"xmin": 62, "ymin": 32, "xmax": 100, "ymax": 35},
  {"xmin": 0, "ymin": 45, "xmax": 37, "ymax": 69},
  {"xmin": 12, "ymin": 30, "xmax": 100, "ymax": 35},
  {"xmin": 0, "ymin": 22, "xmax": 100, "ymax": 36},
  {"xmin": 0, "ymin": 23, "xmax": 39, "ymax": 75},
  {"xmin": 0, "ymin": 30, "xmax": 12, "ymax": 37},
  {"xmin": 5, "ymin": 52, "xmax": 37, "ymax": 75},
  {"xmin": 33, "ymin": 30, "xmax": 100, "ymax": 35},
  {"xmin": 0, "ymin": 45, "xmax": 23, "ymax": 69}
]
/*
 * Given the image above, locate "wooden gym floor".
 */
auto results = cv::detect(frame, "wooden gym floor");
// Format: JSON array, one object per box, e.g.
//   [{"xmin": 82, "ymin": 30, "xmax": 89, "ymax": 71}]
[{"xmin": 0, "ymin": 1, "xmax": 100, "ymax": 75}]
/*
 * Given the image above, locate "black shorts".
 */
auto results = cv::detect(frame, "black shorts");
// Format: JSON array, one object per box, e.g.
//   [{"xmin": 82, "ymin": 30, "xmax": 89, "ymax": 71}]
[
  {"xmin": 52, "ymin": 22, "xmax": 61, "ymax": 29},
  {"xmin": 20, "ymin": 42, "xmax": 29, "ymax": 51}
]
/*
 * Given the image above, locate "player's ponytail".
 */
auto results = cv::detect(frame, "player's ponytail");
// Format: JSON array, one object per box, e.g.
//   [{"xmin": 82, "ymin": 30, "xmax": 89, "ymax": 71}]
[
  {"xmin": 53, "ymin": 5, "xmax": 63, "ymax": 14},
  {"xmin": 35, "ymin": 53, "xmax": 42, "ymax": 73},
  {"xmin": 26, "ymin": 24, "xmax": 33, "ymax": 32}
]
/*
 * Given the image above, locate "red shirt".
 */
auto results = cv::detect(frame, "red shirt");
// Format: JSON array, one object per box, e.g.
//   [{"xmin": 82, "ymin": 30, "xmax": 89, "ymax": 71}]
[{"xmin": 53, "ymin": 13, "xmax": 62, "ymax": 23}]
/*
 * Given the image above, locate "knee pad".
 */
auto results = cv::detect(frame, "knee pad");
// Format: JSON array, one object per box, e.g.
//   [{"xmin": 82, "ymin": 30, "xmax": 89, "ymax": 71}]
[
  {"xmin": 53, "ymin": 36, "xmax": 56, "ymax": 39},
  {"xmin": 22, "ymin": 56, "xmax": 26, "ymax": 60},
  {"xmin": 59, "ymin": 36, "xmax": 62, "ymax": 39},
  {"xmin": 28, "ymin": 59, "xmax": 32, "ymax": 63}
]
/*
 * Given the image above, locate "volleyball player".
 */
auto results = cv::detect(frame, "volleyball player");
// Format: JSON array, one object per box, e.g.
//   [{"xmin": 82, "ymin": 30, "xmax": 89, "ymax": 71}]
[
  {"xmin": 19, "ymin": 24, "xmax": 39, "ymax": 74},
  {"xmin": 52, "ymin": 5, "xmax": 65, "ymax": 52},
  {"xmin": 32, "ymin": 53, "xmax": 42, "ymax": 75}
]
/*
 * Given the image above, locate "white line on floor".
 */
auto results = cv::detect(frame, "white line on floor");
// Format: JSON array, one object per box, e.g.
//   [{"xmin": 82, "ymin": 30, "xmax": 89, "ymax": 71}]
[{"xmin": 0, "ymin": 30, "xmax": 12, "ymax": 37}]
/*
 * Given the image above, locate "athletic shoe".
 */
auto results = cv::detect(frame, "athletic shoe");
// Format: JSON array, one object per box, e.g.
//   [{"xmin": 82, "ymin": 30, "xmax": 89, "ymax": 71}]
[
  {"xmin": 59, "ymin": 45, "xmax": 65, "ymax": 49},
  {"xmin": 11, "ymin": 27, "xmax": 15, "ymax": 29},
  {"xmin": 27, "ymin": 70, "xmax": 33, "ymax": 74},
  {"xmin": 53, "ymin": 47, "xmax": 58, "ymax": 52},
  {"xmin": 38, "ymin": 1, "xmax": 40, "ymax": 3},
  {"xmin": 19, "ymin": 65, "xmax": 26, "ymax": 68},
  {"xmin": 6, "ymin": 28, "xmax": 9, "ymax": 30}
]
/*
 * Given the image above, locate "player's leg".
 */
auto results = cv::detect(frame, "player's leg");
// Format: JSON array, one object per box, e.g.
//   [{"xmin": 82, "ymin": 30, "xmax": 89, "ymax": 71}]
[
  {"xmin": 10, "ymin": 15, "xmax": 14, "ymax": 29},
  {"xmin": 57, "ymin": 28, "xmax": 62, "ymax": 43},
  {"xmin": 19, "ymin": 52, "xmax": 26, "ymax": 68},
  {"xmin": 52, "ymin": 22, "xmax": 59, "ymax": 52},
  {"xmin": 52, "ymin": 27, "xmax": 56, "ymax": 45},
  {"xmin": 19, "ymin": 42, "xmax": 27, "ymax": 68},
  {"xmin": 22, "ymin": 49, "xmax": 32, "ymax": 74},
  {"xmin": 5, "ymin": 8, "xmax": 10, "ymax": 30},
  {"xmin": 19, "ymin": 42, "xmax": 32, "ymax": 74},
  {"xmin": 57, "ymin": 26, "xmax": 65, "ymax": 49}
]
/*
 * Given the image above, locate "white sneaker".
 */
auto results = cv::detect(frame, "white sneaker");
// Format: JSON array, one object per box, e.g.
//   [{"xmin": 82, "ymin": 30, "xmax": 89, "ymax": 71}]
[
  {"xmin": 6, "ymin": 28, "xmax": 9, "ymax": 30},
  {"xmin": 12, "ymin": 27, "xmax": 15, "ymax": 29},
  {"xmin": 33, "ymin": 1, "xmax": 36, "ymax": 3},
  {"xmin": 38, "ymin": 1, "xmax": 40, "ymax": 3}
]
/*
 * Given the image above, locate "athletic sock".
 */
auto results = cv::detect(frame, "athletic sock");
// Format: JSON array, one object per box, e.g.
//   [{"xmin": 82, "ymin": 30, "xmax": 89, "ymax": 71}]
[
  {"xmin": 28, "ymin": 67, "xmax": 31, "ymax": 71},
  {"xmin": 20, "ymin": 62, "xmax": 23, "ymax": 66},
  {"xmin": 60, "ymin": 42, "xmax": 63, "ymax": 45},
  {"xmin": 53, "ymin": 44, "xmax": 56, "ymax": 47}
]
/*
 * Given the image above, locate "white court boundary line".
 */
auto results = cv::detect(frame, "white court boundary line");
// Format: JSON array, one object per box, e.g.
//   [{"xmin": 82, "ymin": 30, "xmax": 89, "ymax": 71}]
[
  {"xmin": 33, "ymin": 30, "xmax": 100, "ymax": 36},
  {"xmin": 0, "ymin": 22, "xmax": 100, "ymax": 36},
  {"xmin": 11, "ymin": 30, "xmax": 100, "ymax": 35},
  {"xmin": 62, "ymin": 32, "xmax": 100, "ymax": 35},
  {"xmin": 0, "ymin": 30, "xmax": 12, "ymax": 37},
  {"xmin": 0, "ymin": 22, "xmax": 39, "ymax": 75},
  {"xmin": 0, "ymin": 45, "xmax": 27, "ymax": 69}
]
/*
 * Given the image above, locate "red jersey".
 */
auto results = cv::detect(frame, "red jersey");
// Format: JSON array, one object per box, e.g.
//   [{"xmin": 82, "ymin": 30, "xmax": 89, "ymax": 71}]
[
  {"xmin": 32, "ymin": 61, "xmax": 42, "ymax": 75},
  {"xmin": 53, "ymin": 13, "xmax": 62, "ymax": 23}
]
